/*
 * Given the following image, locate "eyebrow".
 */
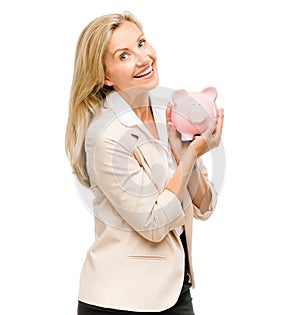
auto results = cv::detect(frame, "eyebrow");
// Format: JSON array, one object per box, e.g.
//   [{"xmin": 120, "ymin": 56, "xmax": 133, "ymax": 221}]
[{"xmin": 112, "ymin": 33, "xmax": 144, "ymax": 57}]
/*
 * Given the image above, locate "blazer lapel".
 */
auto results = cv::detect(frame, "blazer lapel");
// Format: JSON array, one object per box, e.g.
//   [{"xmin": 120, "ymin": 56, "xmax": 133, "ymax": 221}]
[
  {"xmin": 106, "ymin": 92, "xmax": 173, "ymax": 192},
  {"xmin": 131, "ymin": 129, "xmax": 169, "ymax": 193}
]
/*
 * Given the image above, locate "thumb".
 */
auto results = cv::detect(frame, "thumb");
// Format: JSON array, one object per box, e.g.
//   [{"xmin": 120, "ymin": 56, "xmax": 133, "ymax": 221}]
[
  {"xmin": 166, "ymin": 102, "xmax": 173, "ymax": 125},
  {"xmin": 167, "ymin": 121, "xmax": 178, "ymax": 140},
  {"xmin": 202, "ymin": 119, "xmax": 217, "ymax": 139}
]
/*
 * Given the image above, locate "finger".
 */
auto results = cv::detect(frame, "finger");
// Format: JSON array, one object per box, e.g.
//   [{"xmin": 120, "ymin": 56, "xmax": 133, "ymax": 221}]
[
  {"xmin": 167, "ymin": 122, "xmax": 178, "ymax": 139},
  {"xmin": 216, "ymin": 108, "xmax": 224, "ymax": 135},
  {"xmin": 204, "ymin": 119, "xmax": 217, "ymax": 136},
  {"xmin": 167, "ymin": 102, "xmax": 173, "ymax": 109},
  {"xmin": 217, "ymin": 108, "xmax": 224, "ymax": 118},
  {"xmin": 166, "ymin": 103, "xmax": 173, "ymax": 125}
]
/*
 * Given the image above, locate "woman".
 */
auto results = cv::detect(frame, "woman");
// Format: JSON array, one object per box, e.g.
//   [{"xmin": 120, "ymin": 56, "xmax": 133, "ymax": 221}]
[{"xmin": 65, "ymin": 11, "xmax": 224, "ymax": 315}]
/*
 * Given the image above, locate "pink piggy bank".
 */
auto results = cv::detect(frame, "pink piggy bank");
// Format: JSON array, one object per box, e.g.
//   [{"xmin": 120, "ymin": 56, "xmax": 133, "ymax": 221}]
[{"xmin": 171, "ymin": 87, "xmax": 218, "ymax": 141}]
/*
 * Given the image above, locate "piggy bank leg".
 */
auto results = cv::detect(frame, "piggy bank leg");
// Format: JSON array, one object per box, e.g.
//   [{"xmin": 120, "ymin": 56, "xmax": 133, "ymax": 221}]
[{"xmin": 181, "ymin": 133, "xmax": 194, "ymax": 142}]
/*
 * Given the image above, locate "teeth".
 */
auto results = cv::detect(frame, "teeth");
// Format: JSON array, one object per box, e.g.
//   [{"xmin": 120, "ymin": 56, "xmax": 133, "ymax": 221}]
[{"xmin": 135, "ymin": 65, "xmax": 152, "ymax": 78}]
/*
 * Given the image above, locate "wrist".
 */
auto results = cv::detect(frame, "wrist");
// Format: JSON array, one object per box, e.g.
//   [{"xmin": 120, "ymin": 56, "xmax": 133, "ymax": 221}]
[
  {"xmin": 191, "ymin": 136, "xmax": 208, "ymax": 158},
  {"xmin": 172, "ymin": 147, "xmax": 189, "ymax": 165}
]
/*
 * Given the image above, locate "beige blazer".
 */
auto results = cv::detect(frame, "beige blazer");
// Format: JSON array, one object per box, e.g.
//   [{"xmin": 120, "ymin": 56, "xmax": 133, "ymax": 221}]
[{"xmin": 78, "ymin": 91, "xmax": 217, "ymax": 312}]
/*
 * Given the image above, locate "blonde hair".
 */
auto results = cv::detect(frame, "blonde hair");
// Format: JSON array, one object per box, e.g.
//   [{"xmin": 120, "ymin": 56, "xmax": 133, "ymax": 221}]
[{"xmin": 65, "ymin": 11, "xmax": 143, "ymax": 187}]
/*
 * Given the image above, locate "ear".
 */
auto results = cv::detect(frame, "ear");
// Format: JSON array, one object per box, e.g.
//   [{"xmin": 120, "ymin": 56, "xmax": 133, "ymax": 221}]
[
  {"xmin": 172, "ymin": 89, "xmax": 187, "ymax": 103},
  {"xmin": 201, "ymin": 87, "xmax": 217, "ymax": 101},
  {"xmin": 104, "ymin": 77, "xmax": 114, "ymax": 87}
]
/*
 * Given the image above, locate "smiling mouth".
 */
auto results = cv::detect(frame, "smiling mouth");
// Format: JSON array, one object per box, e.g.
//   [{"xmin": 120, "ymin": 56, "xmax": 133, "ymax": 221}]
[{"xmin": 134, "ymin": 65, "xmax": 153, "ymax": 78}]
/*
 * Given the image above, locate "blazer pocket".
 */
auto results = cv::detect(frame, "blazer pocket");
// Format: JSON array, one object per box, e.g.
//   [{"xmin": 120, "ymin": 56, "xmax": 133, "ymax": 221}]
[{"xmin": 127, "ymin": 254, "xmax": 166, "ymax": 260}]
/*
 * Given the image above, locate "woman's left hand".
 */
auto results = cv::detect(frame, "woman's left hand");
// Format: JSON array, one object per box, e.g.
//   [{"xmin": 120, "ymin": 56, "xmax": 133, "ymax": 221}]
[{"xmin": 166, "ymin": 103, "xmax": 190, "ymax": 164}]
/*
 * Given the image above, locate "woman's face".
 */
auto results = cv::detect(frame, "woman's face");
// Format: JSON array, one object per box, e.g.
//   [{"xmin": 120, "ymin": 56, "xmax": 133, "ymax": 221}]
[{"xmin": 104, "ymin": 21, "xmax": 159, "ymax": 92}]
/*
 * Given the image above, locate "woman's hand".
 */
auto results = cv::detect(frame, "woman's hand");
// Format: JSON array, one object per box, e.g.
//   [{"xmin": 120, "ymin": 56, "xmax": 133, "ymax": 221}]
[
  {"xmin": 166, "ymin": 103, "xmax": 224, "ymax": 161},
  {"xmin": 166, "ymin": 103, "xmax": 190, "ymax": 164},
  {"xmin": 165, "ymin": 104, "xmax": 224, "ymax": 203},
  {"xmin": 191, "ymin": 108, "xmax": 224, "ymax": 158}
]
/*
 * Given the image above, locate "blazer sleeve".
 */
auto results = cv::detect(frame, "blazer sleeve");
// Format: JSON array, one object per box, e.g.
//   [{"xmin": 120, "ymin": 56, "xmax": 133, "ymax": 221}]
[
  {"xmin": 192, "ymin": 158, "xmax": 218, "ymax": 221},
  {"xmin": 91, "ymin": 136, "xmax": 185, "ymax": 242}
]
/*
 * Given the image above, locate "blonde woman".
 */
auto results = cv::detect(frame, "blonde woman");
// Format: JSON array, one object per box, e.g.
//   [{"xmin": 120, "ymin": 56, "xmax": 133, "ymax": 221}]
[{"xmin": 65, "ymin": 11, "xmax": 224, "ymax": 315}]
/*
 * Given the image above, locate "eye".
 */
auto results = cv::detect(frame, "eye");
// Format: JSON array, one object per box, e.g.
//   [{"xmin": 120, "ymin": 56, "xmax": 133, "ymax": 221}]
[
  {"xmin": 139, "ymin": 39, "xmax": 146, "ymax": 47},
  {"xmin": 120, "ymin": 53, "xmax": 129, "ymax": 61}
]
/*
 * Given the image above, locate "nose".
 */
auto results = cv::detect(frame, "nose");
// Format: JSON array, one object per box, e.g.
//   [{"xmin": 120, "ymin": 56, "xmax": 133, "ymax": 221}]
[{"xmin": 136, "ymin": 50, "xmax": 150, "ymax": 66}]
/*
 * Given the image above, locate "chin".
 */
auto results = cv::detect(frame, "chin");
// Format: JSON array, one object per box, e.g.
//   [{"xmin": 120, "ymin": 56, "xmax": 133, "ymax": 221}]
[
  {"xmin": 133, "ymin": 78, "xmax": 159, "ymax": 93},
  {"xmin": 142, "ymin": 76, "xmax": 159, "ymax": 91}
]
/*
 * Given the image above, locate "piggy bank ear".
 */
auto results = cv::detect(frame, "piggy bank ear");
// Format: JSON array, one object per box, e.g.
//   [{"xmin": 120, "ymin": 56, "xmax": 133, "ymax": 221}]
[
  {"xmin": 201, "ymin": 87, "xmax": 217, "ymax": 101},
  {"xmin": 172, "ymin": 89, "xmax": 188, "ymax": 103}
]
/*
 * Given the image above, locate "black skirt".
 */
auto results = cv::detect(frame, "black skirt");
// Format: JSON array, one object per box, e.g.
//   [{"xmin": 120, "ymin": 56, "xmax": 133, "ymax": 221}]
[{"xmin": 77, "ymin": 232, "xmax": 195, "ymax": 315}]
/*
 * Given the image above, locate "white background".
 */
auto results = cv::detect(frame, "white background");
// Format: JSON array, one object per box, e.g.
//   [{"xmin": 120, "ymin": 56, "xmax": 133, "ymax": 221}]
[{"xmin": 0, "ymin": 0, "xmax": 299, "ymax": 314}]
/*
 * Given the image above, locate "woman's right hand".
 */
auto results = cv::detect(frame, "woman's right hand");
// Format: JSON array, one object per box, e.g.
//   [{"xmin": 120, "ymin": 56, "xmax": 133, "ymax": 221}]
[{"xmin": 190, "ymin": 108, "xmax": 224, "ymax": 158}]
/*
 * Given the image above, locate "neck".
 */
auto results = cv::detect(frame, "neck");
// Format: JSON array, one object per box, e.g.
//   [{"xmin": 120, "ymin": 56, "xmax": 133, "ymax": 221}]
[
  {"xmin": 118, "ymin": 88, "xmax": 152, "ymax": 122},
  {"xmin": 133, "ymin": 104, "xmax": 153, "ymax": 122}
]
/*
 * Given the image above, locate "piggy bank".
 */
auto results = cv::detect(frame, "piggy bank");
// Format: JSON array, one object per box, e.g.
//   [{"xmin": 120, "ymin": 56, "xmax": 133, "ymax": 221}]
[{"xmin": 171, "ymin": 87, "xmax": 218, "ymax": 141}]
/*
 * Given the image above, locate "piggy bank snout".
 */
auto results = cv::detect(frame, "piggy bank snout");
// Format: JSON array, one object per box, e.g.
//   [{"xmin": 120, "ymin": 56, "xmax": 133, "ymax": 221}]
[
  {"xmin": 171, "ymin": 87, "xmax": 218, "ymax": 140},
  {"xmin": 188, "ymin": 107, "xmax": 208, "ymax": 123}
]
